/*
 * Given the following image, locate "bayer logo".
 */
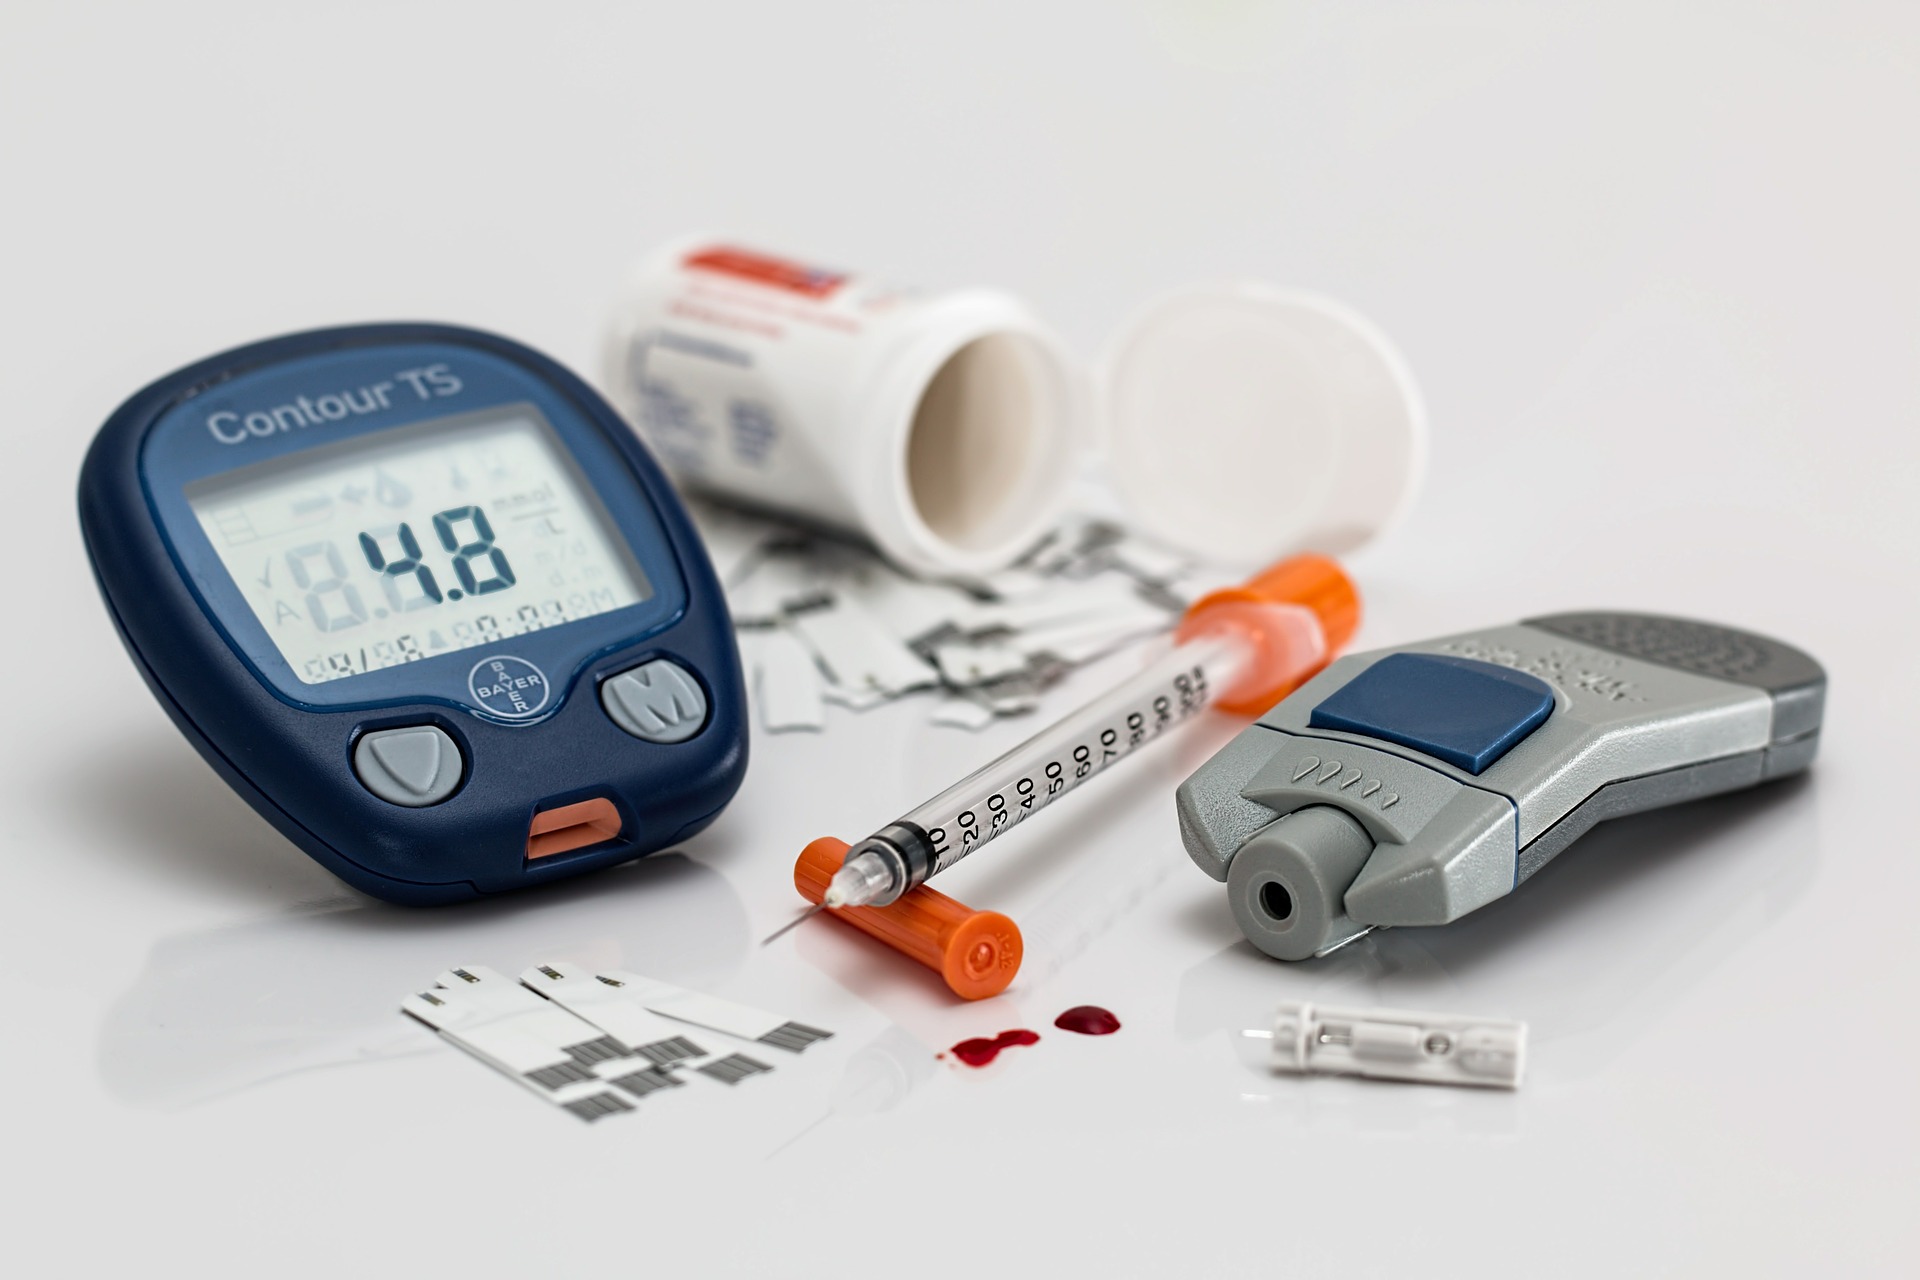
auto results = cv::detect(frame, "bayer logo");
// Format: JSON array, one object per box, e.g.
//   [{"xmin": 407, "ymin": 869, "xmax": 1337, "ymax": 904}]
[{"xmin": 467, "ymin": 654, "xmax": 551, "ymax": 719}]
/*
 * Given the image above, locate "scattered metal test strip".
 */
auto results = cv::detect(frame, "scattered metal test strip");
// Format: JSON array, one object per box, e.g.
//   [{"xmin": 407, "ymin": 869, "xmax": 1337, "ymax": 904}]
[{"xmin": 692, "ymin": 501, "xmax": 1207, "ymax": 735}]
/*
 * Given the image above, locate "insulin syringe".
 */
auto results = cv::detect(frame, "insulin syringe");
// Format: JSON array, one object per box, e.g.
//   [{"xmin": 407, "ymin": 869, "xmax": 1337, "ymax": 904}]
[{"xmin": 785, "ymin": 555, "xmax": 1359, "ymax": 927}]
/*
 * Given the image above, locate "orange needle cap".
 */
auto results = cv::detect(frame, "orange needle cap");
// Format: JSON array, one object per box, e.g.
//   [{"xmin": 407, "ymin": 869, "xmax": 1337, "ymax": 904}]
[{"xmin": 795, "ymin": 837, "xmax": 1022, "ymax": 1001}]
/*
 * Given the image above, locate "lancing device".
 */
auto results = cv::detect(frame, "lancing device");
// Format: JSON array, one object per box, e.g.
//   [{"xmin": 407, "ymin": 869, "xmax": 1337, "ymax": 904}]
[{"xmin": 1177, "ymin": 612, "xmax": 1825, "ymax": 960}]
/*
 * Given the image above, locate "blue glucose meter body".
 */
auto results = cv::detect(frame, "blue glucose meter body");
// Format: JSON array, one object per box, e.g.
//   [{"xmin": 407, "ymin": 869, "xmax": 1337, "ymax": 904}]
[{"xmin": 80, "ymin": 324, "xmax": 747, "ymax": 904}]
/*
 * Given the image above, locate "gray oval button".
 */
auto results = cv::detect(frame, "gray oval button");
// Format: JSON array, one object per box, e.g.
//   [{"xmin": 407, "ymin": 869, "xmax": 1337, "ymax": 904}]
[
  {"xmin": 354, "ymin": 726, "xmax": 464, "ymax": 807},
  {"xmin": 601, "ymin": 659, "xmax": 709, "ymax": 743}
]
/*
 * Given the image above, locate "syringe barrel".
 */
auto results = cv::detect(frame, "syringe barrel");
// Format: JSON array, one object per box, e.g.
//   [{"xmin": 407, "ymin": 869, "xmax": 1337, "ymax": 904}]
[
  {"xmin": 796, "ymin": 838, "xmax": 1022, "ymax": 1000},
  {"xmin": 814, "ymin": 554, "xmax": 1359, "ymax": 909},
  {"xmin": 897, "ymin": 633, "xmax": 1249, "ymax": 881}
]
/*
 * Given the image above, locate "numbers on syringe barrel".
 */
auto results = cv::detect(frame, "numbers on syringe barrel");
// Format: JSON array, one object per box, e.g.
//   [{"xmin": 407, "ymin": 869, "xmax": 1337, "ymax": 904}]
[
  {"xmin": 988, "ymin": 792, "xmax": 1009, "ymax": 833},
  {"xmin": 924, "ymin": 663, "xmax": 1222, "ymax": 870},
  {"xmin": 1174, "ymin": 665, "xmax": 1209, "ymax": 714}
]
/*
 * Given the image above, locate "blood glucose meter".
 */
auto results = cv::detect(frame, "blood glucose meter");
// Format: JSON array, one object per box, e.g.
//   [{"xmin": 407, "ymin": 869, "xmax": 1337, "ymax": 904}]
[{"xmin": 80, "ymin": 324, "xmax": 747, "ymax": 904}]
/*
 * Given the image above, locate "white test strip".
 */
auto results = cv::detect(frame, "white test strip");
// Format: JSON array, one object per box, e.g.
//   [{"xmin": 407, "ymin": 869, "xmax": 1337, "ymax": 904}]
[
  {"xmin": 519, "ymin": 962, "xmax": 718, "ymax": 1069},
  {"xmin": 970, "ymin": 564, "xmax": 1054, "ymax": 602},
  {"xmin": 725, "ymin": 550, "xmax": 827, "ymax": 626},
  {"xmin": 590, "ymin": 968, "xmax": 836, "ymax": 1055},
  {"xmin": 928, "ymin": 640, "xmax": 1031, "ymax": 686},
  {"xmin": 1109, "ymin": 538, "xmax": 1192, "ymax": 584},
  {"xmin": 961, "ymin": 576, "xmax": 1162, "ymax": 634},
  {"xmin": 843, "ymin": 567, "xmax": 985, "ymax": 644},
  {"xmin": 417, "ymin": 965, "xmax": 633, "ymax": 1082},
  {"xmin": 431, "ymin": 1023, "xmax": 641, "ymax": 1121},
  {"xmin": 822, "ymin": 682, "xmax": 890, "ymax": 711},
  {"xmin": 929, "ymin": 697, "xmax": 998, "ymax": 731},
  {"xmin": 788, "ymin": 596, "xmax": 939, "ymax": 696},
  {"xmin": 751, "ymin": 625, "xmax": 826, "ymax": 732},
  {"xmin": 401, "ymin": 967, "xmax": 641, "ymax": 1121},
  {"xmin": 1020, "ymin": 517, "xmax": 1109, "ymax": 577},
  {"xmin": 700, "ymin": 509, "xmax": 1197, "ymax": 729},
  {"xmin": 1017, "ymin": 610, "xmax": 1175, "ymax": 664},
  {"xmin": 983, "ymin": 688, "xmax": 1039, "ymax": 715}
]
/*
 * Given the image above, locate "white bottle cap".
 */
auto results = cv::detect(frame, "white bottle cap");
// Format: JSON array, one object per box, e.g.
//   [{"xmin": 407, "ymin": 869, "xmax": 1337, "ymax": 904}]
[{"xmin": 1097, "ymin": 283, "xmax": 1428, "ymax": 567}]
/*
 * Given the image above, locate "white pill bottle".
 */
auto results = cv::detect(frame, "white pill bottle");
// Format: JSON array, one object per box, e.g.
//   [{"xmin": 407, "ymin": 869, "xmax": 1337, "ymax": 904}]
[
  {"xmin": 604, "ymin": 238, "xmax": 1426, "ymax": 577},
  {"xmin": 603, "ymin": 239, "xmax": 1083, "ymax": 578}
]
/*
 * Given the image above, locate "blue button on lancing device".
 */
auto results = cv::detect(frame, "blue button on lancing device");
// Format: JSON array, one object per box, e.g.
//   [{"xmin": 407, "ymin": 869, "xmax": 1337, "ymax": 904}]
[
  {"xmin": 1307, "ymin": 652, "xmax": 1556, "ymax": 774},
  {"xmin": 79, "ymin": 324, "xmax": 747, "ymax": 904}
]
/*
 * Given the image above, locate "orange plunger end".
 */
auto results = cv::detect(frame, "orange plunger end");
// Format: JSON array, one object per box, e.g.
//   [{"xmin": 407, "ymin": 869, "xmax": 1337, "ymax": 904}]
[
  {"xmin": 795, "ymin": 838, "xmax": 1022, "ymax": 1001},
  {"xmin": 1175, "ymin": 553, "xmax": 1361, "ymax": 716}
]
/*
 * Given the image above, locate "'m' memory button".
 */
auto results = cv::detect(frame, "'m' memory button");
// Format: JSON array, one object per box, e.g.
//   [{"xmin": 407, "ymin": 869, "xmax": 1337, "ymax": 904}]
[{"xmin": 601, "ymin": 659, "xmax": 709, "ymax": 743}]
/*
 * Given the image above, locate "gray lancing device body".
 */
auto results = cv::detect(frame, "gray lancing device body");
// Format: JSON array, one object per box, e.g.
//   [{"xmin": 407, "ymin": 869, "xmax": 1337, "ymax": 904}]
[{"xmin": 1176, "ymin": 612, "xmax": 1825, "ymax": 961}]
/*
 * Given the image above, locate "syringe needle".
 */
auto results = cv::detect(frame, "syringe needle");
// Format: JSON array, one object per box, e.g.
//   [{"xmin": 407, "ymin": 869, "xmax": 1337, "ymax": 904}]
[{"xmin": 760, "ymin": 903, "xmax": 826, "ymax": 946}]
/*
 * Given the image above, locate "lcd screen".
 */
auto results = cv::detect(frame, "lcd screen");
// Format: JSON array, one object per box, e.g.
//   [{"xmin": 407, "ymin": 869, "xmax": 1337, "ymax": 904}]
[{"xmin": 186, "ymin": 405, "xmax": 651, "ymax": 684}]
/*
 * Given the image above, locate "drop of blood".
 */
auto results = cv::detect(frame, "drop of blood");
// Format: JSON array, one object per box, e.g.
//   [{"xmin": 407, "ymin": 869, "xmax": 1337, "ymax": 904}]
[
  {"xmin": 949, "ymin": 1029, "xmax": 1040, "ymax": 1067},
  {"xmin": 1054, "ymin": 1005, "xmax": 1121, "ymax": 1036}
]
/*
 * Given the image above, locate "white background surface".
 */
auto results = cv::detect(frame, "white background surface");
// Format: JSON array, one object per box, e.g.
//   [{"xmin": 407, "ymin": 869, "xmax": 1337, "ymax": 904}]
[{"xmin": 4, "ymin": 3, "xmax": 1916, "ymax": 1275}]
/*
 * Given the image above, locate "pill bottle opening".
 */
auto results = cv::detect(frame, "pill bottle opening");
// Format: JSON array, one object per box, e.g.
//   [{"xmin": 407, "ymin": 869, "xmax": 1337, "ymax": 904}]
[{"xmin": 905, "ymin": 332, "xmax": 1064, "ymax": 556}]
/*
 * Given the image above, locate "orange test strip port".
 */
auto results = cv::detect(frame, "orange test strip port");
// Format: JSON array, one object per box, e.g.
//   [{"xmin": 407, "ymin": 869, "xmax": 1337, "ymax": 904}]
[
  {"xmin": 795, "ymin": 838, "xmax": 1022, "ymax": 1001},
  {"xmin": 526, "ymin": 797, "xmax": 624, "ymax": 860}
]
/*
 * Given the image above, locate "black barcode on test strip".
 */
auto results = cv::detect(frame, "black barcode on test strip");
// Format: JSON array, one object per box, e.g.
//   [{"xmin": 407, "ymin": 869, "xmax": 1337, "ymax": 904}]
[
  {"xmin": 608, "ymin": 1066, "xmax": 684, "ymax": 1100},
  {"xmin": 525, "ymin": 1060, "xmax": 596, "ymax": 1091},
  {"xmin": 636, "ymin": 1035, "xmax": 705, "ymax": 1066},
  {"xmin": 562, "ymin": 1092, "xmax": 636, "ymax": 1123},
  {"xmin": 757, "ymin": 1021, "xmax": 834, "ymax": 1053},
  {"xmin": 564, "ymin": 1035, "xmax": 629, "ymax": 1067},
  {"xmin": 696, "ymin": 1054, "xmax": 773, "ymax": 1086}
]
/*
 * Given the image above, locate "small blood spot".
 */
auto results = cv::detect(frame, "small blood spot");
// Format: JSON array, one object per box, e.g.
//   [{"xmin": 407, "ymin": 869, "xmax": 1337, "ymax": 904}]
[
  {"xmin": 1054, "ymin": 1006, "xmax": 1121, "ymax": 1036},
  {"xmin": 949, "ymin": 1029, "xmax": 1040, "ymax": 1067}
]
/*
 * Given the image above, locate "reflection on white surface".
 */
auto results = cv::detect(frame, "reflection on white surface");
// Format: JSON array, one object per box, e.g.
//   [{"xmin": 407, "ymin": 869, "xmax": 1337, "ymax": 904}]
[
  {"xmin": 776, "ymin": 753, "xmax": 1194, "ymax": 1156},
  {"xmin": 1178, "ymin": 775, "xmax": 1819, "ymax": 1105},
  {"xmin": 1231, "ymin": 1060, "xmax": 1524, "ymax": 1135},
  {"xmin": 763, "ymin": 1024, "xmax": 939, "ymax": 1160},
  {"xmin": 97, "ymin": 854, "xmax": 749, "ymax": 1109}
]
